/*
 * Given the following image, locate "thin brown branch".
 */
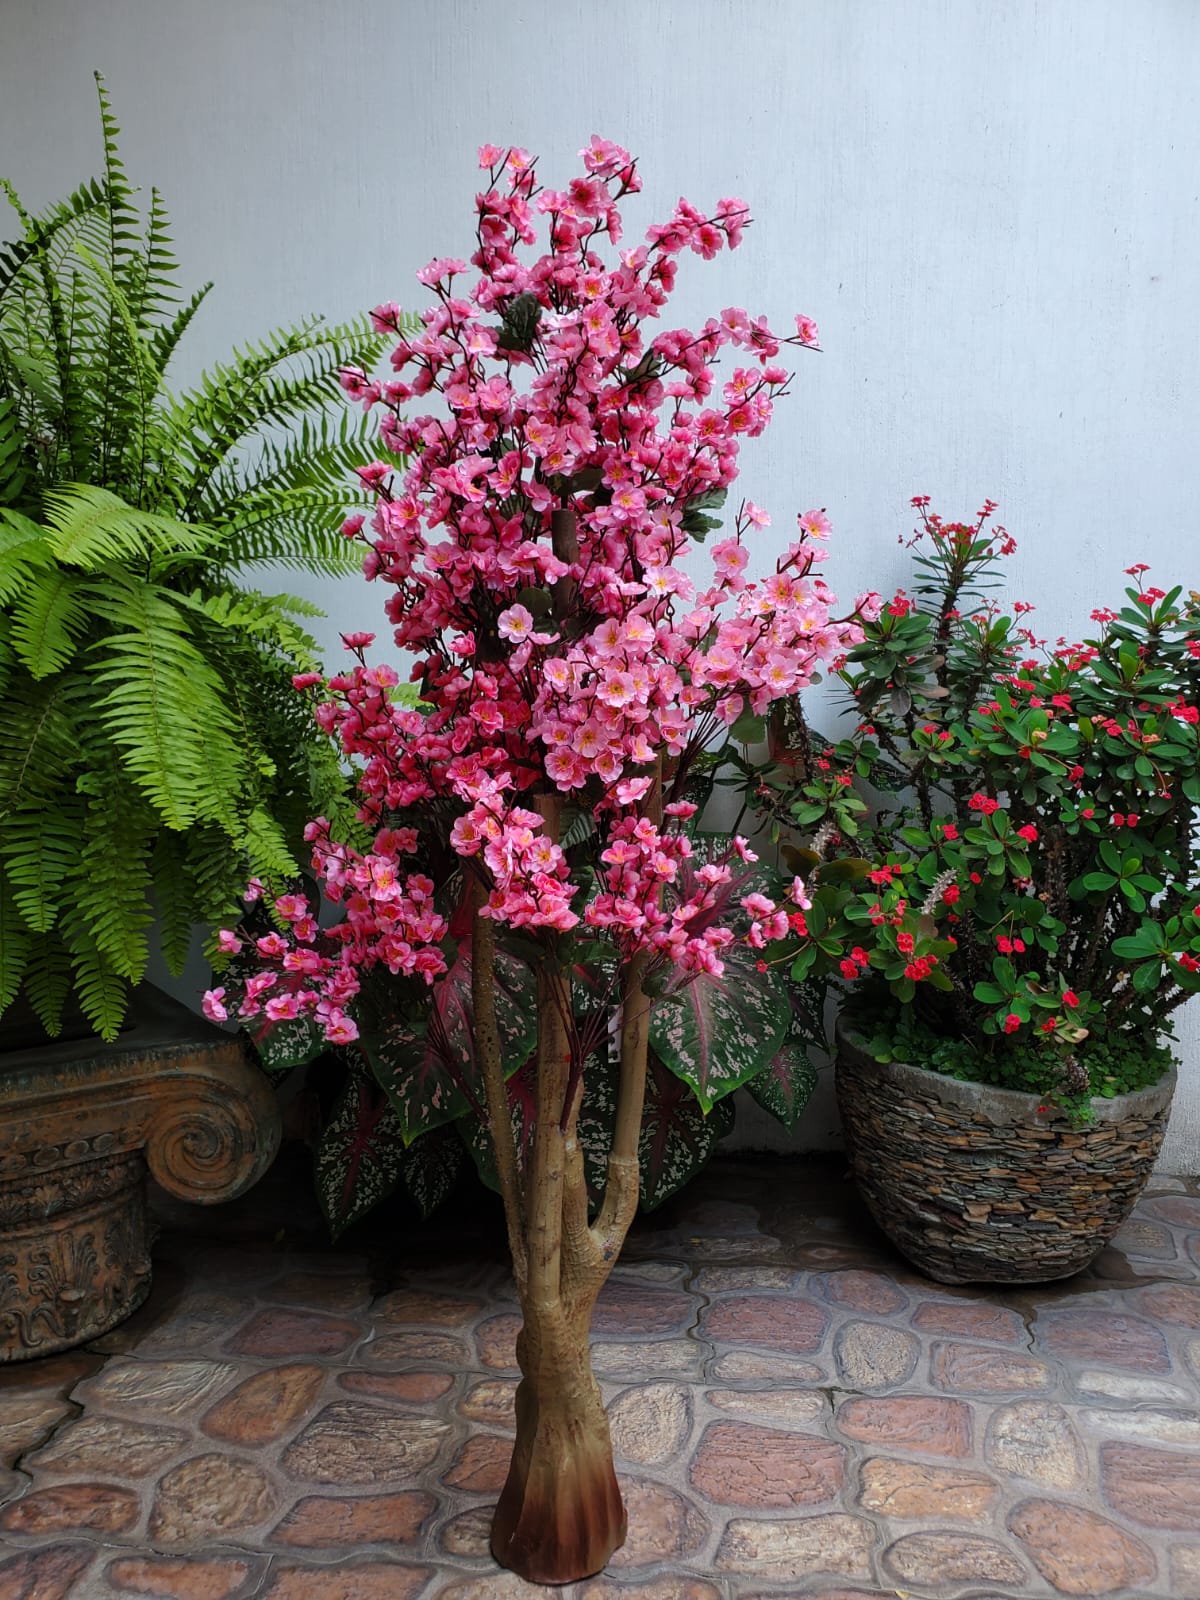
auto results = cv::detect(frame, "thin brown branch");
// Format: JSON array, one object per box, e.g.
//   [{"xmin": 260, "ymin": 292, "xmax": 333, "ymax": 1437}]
[{"xmin": 471, "ymin": 899, "xmax": 528, "ymax": 1287}]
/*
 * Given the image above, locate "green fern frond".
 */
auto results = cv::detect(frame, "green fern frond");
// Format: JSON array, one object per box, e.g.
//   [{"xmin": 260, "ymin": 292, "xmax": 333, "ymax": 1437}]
[
  {"xmin": 0, "ymin": 674, "xmax": 80, "ymax": 814},
  {"xmin": 40, "ymin": 484, "xmax": 212, "ymax": 569},
  {"xmin": 0, "ymin": 809, "xmax": 79, "ymax": 933},
  {"xmin": 88, "ymin": 573, "xmax": 232, "ymax": 829},
  {"xmin": 0, "ymin": 393, "xmax": 30, "ymax": 505},
  {"xmin": 0, "ymin": 871, "xmax": 30, "ymax": 1012},
  {"xmin": 61, "ymin": 901, "xmax": 130, "ymax": 1040},
  {"xmin": 0, "ymin": 507, "xmax": 54, "ymax": 603},
  {"xmin": 71, "ymin": 772, "xmax": 154, "ymax": 982},
  {"xmin": 149, "ymin": 832, "xmax": 196, "ymax": 976},
  {"xmin": 243, "ymin": 805, "xmax": 300, "ymax": 885},
  {"xmin": 8, "ymin": 565, "xmax": 90, "ymax": 678},
  {"xmin": 19, "ymin": 934, "xmax": 73, "ymax": 1036}
]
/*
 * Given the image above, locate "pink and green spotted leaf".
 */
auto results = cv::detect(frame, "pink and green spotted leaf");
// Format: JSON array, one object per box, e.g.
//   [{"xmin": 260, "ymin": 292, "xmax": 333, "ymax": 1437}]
[
  {"xmin": 745, "ymin": 1042, "xmax": 819, "ymax": 1130},
  {"xmin": 462, "ymin": 1048, "xmax": 616, "ymax": 1214},
  {"xmin": 638, "ymin": 1051, "xmax": 735, "ymax": 1211},
  {"xmin": 648, "ymin": 937, "xmax": 790, "ymax": 1111},
  {"xmin": 398, "ymin": 1124, "xmax": 466, "ymax": 1219},
  {"xmin": 314, "ymin": 1067, "xmax": 408, "ymax": 1239},
  {"xmin": 359, "ymin": 939, "xmax": 536, "ymax": 1142},
  {"xmin": 647, "ymin": 833, "xmax": 791, "ymax": 1109},
  {"xmin": 246, "ymin": 1010, "xmax": 326, "ymax": 1076}
]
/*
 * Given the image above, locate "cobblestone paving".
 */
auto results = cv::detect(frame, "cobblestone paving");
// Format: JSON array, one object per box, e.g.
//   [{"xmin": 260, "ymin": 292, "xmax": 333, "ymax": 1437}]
[{"xmin": 2, "ymin": 1158, "xmax": 1198, "ymax": 1598}]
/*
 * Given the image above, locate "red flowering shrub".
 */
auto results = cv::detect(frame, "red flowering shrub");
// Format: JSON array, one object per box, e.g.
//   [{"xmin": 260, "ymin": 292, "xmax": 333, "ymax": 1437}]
[{"xmin": 755, "ymin": 500, "xmax": 1199, "ymax": 1107}]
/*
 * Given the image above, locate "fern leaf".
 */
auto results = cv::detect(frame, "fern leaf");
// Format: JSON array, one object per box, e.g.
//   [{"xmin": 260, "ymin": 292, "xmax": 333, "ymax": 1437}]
[
  {"xmin": 61, "ymin": 902, "xmax": 130, "ymax": 1040},
  {"xmin": 40, "ymin": 484, "xmax": 212, "ymax": 569},
  {"xmin": 242, "ymin": 805, "xmax": 300, "ymax": 885},
  {"xmin": 19, "ymin": 934, "xmax": 73, "ymax": 1036},
  {"xmin": 149, "ymin": 833, "xmax": 196, "ymax": 976},
  {"xmin": 0, "ymin": 674, "xmax": 80, "ymax": 815},
  {"xmin": 87, "ymin": 575, "xmax": 225, "ymax": 829},
  {"xmin": 0, "ymin": 870, "xmax": 31, "ymax": 1013},
  {"xmin": 9, "ymin": 566, "xmax": 90, "ymax": 677},
  {"xmin": 0, "ymin": 507, "xmax": 54, "ymax": 603},
  {"xmin": 0, "ymin": 809, "xmax": 78, "ymax": 933}
]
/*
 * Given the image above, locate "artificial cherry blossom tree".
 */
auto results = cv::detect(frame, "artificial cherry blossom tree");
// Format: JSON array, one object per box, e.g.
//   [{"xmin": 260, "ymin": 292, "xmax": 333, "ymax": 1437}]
[{"xmin": 207, "ymin": 138, "xmax": 869, "ymax": 1584}]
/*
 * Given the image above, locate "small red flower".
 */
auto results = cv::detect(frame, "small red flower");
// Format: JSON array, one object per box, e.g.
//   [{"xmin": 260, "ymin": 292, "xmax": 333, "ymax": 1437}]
[
  {"xmin": 1112, "ymin": 813, "xmax": 1125, "ymax": 827},
  {"xmin": 942, "ymin": 884, "xmax": 961, "ymax": 904},
  {"xmin": 1062, "ymin": 990, "xmax": 1079, "ymax": 1008},
  {"xmin": 1016, "ymin": 824, "xmax": 1038, "ymax": 842},
  {"xmin": 1081, "ymin": 807, "xmax": 1095, "ymax": 819},
  {"xmin": 941, "ymin": 823, "xmax": 959, "ymax": 841},
  {"xmin": 970, "ymin": 872, "xmax": 982, "ymax": 884},
  {"xmin": 896, "ymin": 932, "xmax": 915, "ymax": 954},
  {"xmin": 1041, "ymin": 1018, "xmax": 1059, "ymax": 1033},
  {"xmin": 1003, "ymin": 1014, "xmax": 1021, "ymax": 1033},
  {"xmin": 755, "ymin": 960, "xmax": 768, "ymax": 973},
  {"xmin": 839, "ymin": 958, "xmax": 859, "ymax": 980}
]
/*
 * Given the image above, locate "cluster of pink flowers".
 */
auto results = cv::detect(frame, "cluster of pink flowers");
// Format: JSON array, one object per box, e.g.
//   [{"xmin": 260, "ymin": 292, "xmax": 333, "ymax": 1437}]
[{"xmin": 205, "ymin": 138, "xmax": 870, "ymax": 1044}]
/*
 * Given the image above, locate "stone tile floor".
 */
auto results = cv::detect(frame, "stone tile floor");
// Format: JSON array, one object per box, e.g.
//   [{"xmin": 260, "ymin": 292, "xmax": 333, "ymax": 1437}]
[{"xmin": 2, "ymin": 1152, "xmax": 1199, "ymax": 1599}]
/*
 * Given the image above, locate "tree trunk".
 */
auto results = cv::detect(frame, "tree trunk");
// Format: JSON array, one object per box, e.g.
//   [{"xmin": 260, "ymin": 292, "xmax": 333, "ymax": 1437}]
[
  {"xmin": 491, "ymin": 1300, "xmax": 626, "ymax": 1584},
  {"xmin": 472, "ymin": 763, "xmax": 661, "ymax": 1585}
]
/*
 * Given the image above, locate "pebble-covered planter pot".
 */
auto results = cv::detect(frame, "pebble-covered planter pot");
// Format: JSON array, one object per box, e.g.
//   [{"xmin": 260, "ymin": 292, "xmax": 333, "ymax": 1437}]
[{"xmin": 835, "ymin": 1016, "xmax": 1176, "ymax": 1285}]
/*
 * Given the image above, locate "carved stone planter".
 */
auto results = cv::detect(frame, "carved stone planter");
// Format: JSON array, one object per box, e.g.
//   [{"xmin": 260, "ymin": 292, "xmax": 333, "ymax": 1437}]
[
  {"xmin": 835, "ymin": 1017, "xmax": 1176, "ymax": 1285},
  {"xmin": 0, "ymin": 986, "xmax": 280, "ymax": 1361}
]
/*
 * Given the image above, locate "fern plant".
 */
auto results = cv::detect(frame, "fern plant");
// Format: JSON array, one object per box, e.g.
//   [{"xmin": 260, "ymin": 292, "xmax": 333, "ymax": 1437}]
[{"xmin": 0, "ymin": 77, "xmax": 409, "ymax": 1039}]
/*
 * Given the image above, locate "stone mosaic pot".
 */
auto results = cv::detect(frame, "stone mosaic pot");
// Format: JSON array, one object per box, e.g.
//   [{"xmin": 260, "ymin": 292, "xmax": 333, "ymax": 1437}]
[
  {"xmin": 0, "ymin": 986, "xmax": 280, "ymax": 1361},
  {"xmin": 835, "ymin": 1017, "xmax": 1176, "ymax": 1285}
]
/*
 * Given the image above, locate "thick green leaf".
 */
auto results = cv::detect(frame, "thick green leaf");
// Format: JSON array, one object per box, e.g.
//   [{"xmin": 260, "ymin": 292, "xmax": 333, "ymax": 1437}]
[
  {"xmin": 649, "ymin": 941, "xmax": 791, "ymax": 1111},
  {"xmin": 398, "ymin": 1125, "xmax": 466, "ymax": 1219},
  {"xmin": 638, "ymin": 1052, "xmax": 735, "ymax": 1210},
  {"xmin": 744, "ymin": 1042, "xmax": 819, "ymax": 1130},
  {"xmin": 360, "ymin": 943, "xmax": 537, "ymax": 1141},
  {"xmin": 314, "ymin": 1068, "xmax": 408, "ymax": 1238}
]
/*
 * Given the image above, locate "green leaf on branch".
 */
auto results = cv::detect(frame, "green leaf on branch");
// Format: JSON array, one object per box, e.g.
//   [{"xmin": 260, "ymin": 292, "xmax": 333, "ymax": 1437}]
[
  {"xmin": 314, "ymin": 1067, "xmax": 408, "ymax": 1239},
  {"xmin": 744, "ymin": 1041, "xmax": 818, "ymax": 1130},
  {"xmin": 397, "ymin": 1125, "xmax": 466, "ymax": 1219},
  {"xmin": 358, "ymin": 941, "xmax": 537, "ymax": 1140},
  {"xmin": 638, "ymin": 1052, "xmax": 735, "ymax": 1210}
]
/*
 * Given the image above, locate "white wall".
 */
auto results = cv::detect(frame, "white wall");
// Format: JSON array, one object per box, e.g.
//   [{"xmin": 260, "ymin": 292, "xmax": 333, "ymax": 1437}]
[{"xmin": 3, "ymin": 0, "xmax": 1198, "ymax": 1171}]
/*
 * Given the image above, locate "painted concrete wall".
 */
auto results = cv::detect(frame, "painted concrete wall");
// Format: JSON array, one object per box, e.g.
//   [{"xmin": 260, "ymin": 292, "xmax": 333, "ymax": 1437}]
[{"xmin": 3, "ymin": 0, "xmax": 1199, "ymax": 1170}]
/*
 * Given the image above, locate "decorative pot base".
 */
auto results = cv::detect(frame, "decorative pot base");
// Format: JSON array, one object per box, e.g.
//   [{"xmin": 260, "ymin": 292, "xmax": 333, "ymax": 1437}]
[
  {"xmin": 835, "ymin": 1020, "xmax": 1176, "ymax": 1285},
  {"xmin": 1, "ymin": 986, "xmax": 280, "ymax": 1361}
]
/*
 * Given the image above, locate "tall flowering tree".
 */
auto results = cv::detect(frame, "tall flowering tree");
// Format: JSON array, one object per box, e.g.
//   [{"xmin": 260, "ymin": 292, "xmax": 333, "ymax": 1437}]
[{"xmin": 207, "ymin": 139, "xmax": 868, "ymax": 1583}]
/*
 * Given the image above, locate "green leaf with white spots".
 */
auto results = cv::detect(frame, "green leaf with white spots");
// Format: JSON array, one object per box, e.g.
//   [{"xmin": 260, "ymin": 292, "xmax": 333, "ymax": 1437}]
[
  {"xmin": 314, "ymin": 1065, "xmax": 407, "ymax": 1239},
  {"xmin": 458, "ymin": 1054, "xmax": 538, "ymax": 1191},
  {"xmin": 398, "ymin": 1124, "xmax": 466, "ymax": 1219},
  {"xmin": 359, "ymin": 940, "xmax": 537, "ymax": 1142},
  {"xmin": 648, "ymin": 941, "xmax": 791, "ymax": 1111},
  {"xmin": 646, "ymin": 833, "xmax": 791, "ymax": 1109},
  {"xmin": 246, "ymin": 1009, "xmax": 327, "ymax": 1076},
  {"xmin": 744, "ymin": 1044, "xmax": 819, "ymax": 1130},
  {"xmin": 638, "ymin": 1051, "xmax": 735, "ymax": 1210}
]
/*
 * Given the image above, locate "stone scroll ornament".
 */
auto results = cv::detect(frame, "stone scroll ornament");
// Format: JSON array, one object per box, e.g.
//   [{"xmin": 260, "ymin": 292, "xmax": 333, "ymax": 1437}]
[
  {"xmin": 205, "ymin": 137, "xmax": 878, "ymax": 1584},
  {"xmin": 0, "ymin": 992, "xmax": 280, "ymax": 1362}
]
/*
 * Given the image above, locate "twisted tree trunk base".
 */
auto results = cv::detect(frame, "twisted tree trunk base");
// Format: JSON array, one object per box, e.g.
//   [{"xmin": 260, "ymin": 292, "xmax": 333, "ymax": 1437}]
[{"xmin": 491, "ymin": 1307, "xmax": 626, "ymax": 1584}]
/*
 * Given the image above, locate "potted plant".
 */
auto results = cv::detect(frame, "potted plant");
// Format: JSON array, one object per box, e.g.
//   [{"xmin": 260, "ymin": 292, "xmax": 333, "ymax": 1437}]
[
  {"xmin": 206, "ymin": 136, "xmax": 866, "ymax": 1583},
  {"xmin": 0, "ymin": 78, "xmax": 400, "ymax": 1360},
  {"xmin": 755, "ymin": 499, "xmax": 1193, "ymax": 1284},
  {"xmin": 0, "ymin": 74, "xmax": 398, "ymax": 1038}
]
